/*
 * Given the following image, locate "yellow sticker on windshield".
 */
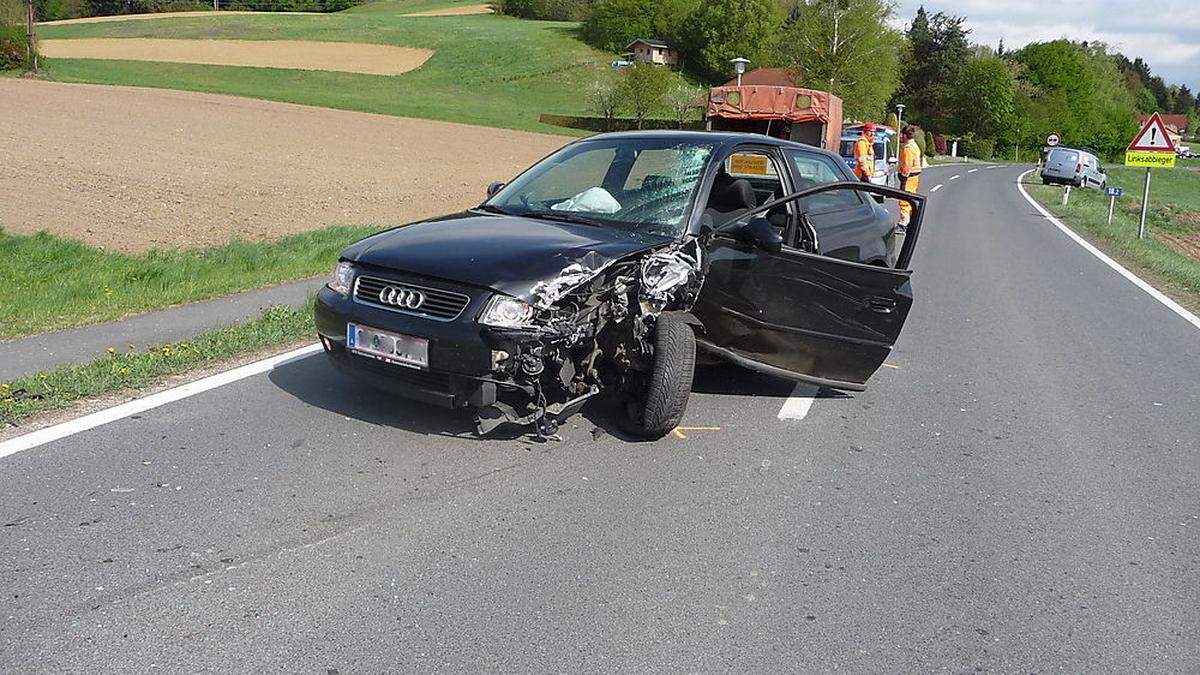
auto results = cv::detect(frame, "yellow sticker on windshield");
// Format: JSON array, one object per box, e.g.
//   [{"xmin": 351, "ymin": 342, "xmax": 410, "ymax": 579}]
[{"xmin": 726, "ymin": 153, "xmax": 775, "ymax": 177}]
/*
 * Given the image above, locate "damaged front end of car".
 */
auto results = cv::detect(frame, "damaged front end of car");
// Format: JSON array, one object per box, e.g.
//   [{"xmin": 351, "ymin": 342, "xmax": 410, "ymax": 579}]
[{"xmin": 475, "ymin": 239, "xmax": 706, "ymax": 439}]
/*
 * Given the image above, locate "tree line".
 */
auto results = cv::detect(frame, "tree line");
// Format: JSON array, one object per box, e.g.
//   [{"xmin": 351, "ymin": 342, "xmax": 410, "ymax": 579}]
[{"xmin": 500, "ymin": 0, "xmax": 1200, "ymax": 159}]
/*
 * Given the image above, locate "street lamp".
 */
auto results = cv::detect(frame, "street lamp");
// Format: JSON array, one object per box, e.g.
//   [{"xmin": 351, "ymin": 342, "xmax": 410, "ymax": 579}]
[
  {"xmin": 730, "ymin": 57, "xmax": 750, "ymax": 86},
  {"xmin": 894, "ymin": 103, "xmax": 906, "ymax": 156}
]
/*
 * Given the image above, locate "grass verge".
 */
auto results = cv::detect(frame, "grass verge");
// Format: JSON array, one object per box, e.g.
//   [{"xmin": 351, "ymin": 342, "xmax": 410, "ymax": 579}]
[
  {"xmin": 0, "ymin": 224, "xmax": 377, "ymax": 339},
  {"xmin": 0, "ymin": 302, "xmax": 314, "ymax": 427},
  {"xmin": 1024, "ymin": 166, "xmax": 1200, "ymax": 311}
]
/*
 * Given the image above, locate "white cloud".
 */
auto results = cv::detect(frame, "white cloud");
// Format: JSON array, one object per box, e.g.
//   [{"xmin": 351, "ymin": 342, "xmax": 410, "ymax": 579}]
[{"xmin": 894, "ymin": 0, "xmax": 1200, "ymax": 91}]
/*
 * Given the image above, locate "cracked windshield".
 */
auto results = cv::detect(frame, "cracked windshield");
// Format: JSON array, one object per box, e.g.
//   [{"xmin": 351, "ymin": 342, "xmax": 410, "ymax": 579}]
[{"xmin": 486, "ymin": 138, "xmax": 713, "ymax": 237}]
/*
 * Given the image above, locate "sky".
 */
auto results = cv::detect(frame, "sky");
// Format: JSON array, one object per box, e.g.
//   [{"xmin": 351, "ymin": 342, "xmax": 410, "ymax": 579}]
[{"xmin": 893, "ymin": 0, "xmax": 1200, "ymax": 93}]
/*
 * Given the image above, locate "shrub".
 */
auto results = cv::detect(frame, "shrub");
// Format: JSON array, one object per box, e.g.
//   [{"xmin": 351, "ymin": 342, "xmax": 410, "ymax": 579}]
[
  {"xmin": 497, "ymin": 0, "xmax": 594, "ymax": 21},
  {"xmin": 924, "ymin": 130, "xmax": 936, "ymax": 156},
  {"xmin": 0, "ymin": 24, "xmax": 32, "ymax": 71},
  {"xmin": 933, "ymin": 134, "xmax": 947, "ymax": 156},
  {"xmin": 35, "ymin": 0, "xmax": 91, "ymax": 20},
  {"xmin": 960, "ymin": 135, "xmax": 995, "ymax": 159}
]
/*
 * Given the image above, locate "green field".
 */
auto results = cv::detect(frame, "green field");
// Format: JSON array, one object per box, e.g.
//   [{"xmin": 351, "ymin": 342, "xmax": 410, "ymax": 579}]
[
  {"xmin": 0, "ymin": 225, "xmax": 379, "ymax": 338},
  {"xmin": 37, "ymin": 1, "xmax": 623, "ymax": 134},
  {"xmin": 1026, "ymin": 165, "xmax": 1200, "ymax": 309}
]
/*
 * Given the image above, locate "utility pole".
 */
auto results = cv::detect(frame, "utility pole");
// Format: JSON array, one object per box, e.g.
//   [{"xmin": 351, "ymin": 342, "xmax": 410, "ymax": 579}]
[{"xmin": 25, "ymin": 0, "xmax": 37, "ymax": 71}]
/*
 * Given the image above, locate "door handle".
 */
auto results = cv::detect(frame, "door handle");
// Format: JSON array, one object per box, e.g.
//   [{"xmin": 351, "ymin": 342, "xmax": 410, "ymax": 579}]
[{"xmin": 867, "ymin": 296, "xmax": 896, "ymax": 313}]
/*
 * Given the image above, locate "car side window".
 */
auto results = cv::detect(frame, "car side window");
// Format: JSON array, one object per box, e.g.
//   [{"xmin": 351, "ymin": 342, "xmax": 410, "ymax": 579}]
[
  {"xmin": 784, "ymin": 150, "xmax": 863, "ymax": 215},
  {"xmin": 702, "ymin": 149, "xmax": 789, "ymax": 230}
]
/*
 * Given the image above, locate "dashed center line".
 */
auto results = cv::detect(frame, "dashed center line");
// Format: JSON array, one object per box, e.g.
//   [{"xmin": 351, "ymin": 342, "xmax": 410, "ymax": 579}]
[
  {"xmin": 967, "ymin": 168, "xmax": 978, "ymax": 173},
  {"xmin": 778, "ymin": 383, "xmax": 820, "ymax": 420},
  {"xmin": 949, "ymin": 174, "xmax": 960, "ymax": 180},
  {"xmin": 930, "ymin": 184, "xmax": 943, "ymax": 192}
]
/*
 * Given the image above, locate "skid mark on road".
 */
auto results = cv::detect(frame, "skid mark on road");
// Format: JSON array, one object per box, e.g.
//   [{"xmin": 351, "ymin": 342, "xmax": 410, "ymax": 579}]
[{"xmin": 778, "ymin": 383, "xmax": 820, "ymax": 420}]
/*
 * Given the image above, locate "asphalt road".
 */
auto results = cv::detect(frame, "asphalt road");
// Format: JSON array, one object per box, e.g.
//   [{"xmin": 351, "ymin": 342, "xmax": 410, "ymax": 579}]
[{"xmin": 3, "ymin": 164, "xmax": 1199, "ymax": 671}]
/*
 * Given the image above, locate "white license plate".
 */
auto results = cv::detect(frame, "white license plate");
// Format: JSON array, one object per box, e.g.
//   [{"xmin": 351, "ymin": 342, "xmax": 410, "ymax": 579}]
[{"xmin": 346, "ymin": 323, "xmax": 429, "ymax": 370}]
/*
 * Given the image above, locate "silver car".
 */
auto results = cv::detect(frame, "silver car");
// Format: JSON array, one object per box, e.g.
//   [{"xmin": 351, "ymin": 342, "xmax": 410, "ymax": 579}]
[{"xmin": 1041, "ymin": 147, "xmax": 1107, "ymax": 189}]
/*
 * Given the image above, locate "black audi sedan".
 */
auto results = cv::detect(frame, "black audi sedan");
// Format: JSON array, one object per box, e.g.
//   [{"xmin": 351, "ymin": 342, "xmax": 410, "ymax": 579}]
[{"xmin": 314, "ymin": 131, "xmax": 924, "ymax": 439}]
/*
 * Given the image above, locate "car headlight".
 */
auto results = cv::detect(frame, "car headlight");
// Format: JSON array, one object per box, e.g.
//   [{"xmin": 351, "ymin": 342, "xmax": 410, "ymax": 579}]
[
  {"xmin": 328, "ymin": 261, "xmax": 355, "ymax": 295},
  {"xmin": 479, "ymin": 295, "xmax": 535, "ymax": 328}
]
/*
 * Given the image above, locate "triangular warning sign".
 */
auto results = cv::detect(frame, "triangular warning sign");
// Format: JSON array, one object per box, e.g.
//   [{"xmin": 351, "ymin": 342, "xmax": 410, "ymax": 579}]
[{"xmin": 1128, "ymin": 112, "xmax": 1176, "ymax": 152}]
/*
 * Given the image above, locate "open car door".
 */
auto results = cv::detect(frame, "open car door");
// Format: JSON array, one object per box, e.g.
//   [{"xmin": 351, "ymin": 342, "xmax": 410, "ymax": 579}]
[{"xmin": 692, "ymin": 181, "xmax": 925, "ymax": 391}]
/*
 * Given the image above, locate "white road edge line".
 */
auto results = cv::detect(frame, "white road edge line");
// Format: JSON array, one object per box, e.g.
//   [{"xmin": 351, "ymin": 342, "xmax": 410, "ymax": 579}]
[
  {"xmin": 968, "ymin": 168, "xmax": 978, "ymax": 173},
  {"xmin": 778, "ymin": 383, "xmax": 820, "ymax": 420},
  {"xmin": 0, "ymin": 343, "xmax": 323, "ymax": 460},
  {"xmin": 1016, "ymin": 169, "xmax": 1200, "ymax": 332},
  {"xmin": 930, "ymin": 184, "xmax": 943, "ymax": 192},
  {"xmin": 949, "ymin": 174, "xmax": 960, "ymax": 180}
]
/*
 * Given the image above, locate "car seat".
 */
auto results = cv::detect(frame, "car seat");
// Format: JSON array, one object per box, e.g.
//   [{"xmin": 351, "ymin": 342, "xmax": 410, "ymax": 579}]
[{"xmin": 703, "ymin": 177, "xmax": 756, "ymax": 228}]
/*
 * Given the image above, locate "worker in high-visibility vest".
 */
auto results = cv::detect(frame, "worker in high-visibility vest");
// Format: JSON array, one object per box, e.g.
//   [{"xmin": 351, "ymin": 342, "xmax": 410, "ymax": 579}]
[
  {"xmin": 896, "ymin": 125, "xmax": 923, "ymax": 234},
  {"xmin": 852, "ymin": 123, "xmax": 877, "ymax": 181}
]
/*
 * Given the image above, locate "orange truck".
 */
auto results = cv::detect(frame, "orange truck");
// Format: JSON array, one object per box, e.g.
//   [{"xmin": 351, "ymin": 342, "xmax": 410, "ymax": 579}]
[{"xmin": 704, "ymin": 68, "xmax": 843, "ymax": 151}]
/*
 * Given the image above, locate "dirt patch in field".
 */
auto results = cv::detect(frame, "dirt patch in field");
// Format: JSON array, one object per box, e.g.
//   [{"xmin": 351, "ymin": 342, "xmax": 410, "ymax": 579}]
[
  {"xmin": 39, "ymin": 10, "xmax": 320, "ymax": 25},
  {"xmin": 40, "ymin": 38, "xmax": 432, "ymax": 76},
  {"xmin": 0, "ymin": 79, "xmax": 569, "ymax": 253},
  {"xmin": 1157, "ymin": 230, "xmax": 1200, "ymax": 262},
  {"xmin": 401, "ymin": 4, "xmax": 493, "ymax": 16}
]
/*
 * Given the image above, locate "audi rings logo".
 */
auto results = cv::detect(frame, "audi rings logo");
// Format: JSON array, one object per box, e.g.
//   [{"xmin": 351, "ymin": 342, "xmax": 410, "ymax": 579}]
[{"xmin": 378, "ymin": 285, "xmax": 426, "ymax": 310}]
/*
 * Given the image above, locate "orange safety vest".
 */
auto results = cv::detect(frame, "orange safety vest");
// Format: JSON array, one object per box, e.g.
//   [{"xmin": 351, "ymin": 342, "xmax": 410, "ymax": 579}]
[
  {"xmin": 853, "ymin": 136, "xmax": 875, "ymax": 179},
  {"xmin": 899, "ymin": 139, "xmax": 923, "ymax": 176}
]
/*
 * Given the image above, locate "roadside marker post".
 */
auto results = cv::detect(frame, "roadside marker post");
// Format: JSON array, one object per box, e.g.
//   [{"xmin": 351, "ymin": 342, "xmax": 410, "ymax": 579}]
[
  {"xmin": 1062, "ymin": 184, "xmax": 1071, "ymax": 206},
  {"xmin": 1125, "ymin": 112, "xmax": 1177, "ymax": 239},
  {"xmin": 1105, "ymin": 186, "xmax": 1123, "ymax": 224}
]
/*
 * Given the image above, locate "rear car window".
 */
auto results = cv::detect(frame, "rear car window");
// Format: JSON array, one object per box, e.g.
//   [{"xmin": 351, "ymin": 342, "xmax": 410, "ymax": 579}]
[
  {"xmin": 1049, "ymin": 149, "xmax": 1078, "ymax": 163},
  {"xmin": 785, "ymin": 150, "xmax": 863, "ymax": 213}
]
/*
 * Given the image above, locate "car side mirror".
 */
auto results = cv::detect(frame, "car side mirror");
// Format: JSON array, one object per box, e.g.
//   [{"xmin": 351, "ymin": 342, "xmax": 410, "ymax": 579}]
[
  {"xmin": 486, "ymin": 181, "xmax": 506, "ymax": 198},
  {"xmin": 740, "ymin": 216, "xmax": 783, "ymax": 254}
]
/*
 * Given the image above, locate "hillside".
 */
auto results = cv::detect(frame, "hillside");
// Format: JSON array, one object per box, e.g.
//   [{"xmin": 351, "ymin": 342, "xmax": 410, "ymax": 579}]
[{"xmin": 36, "ymin": 0, "xmax": 620, "ymax": 134}]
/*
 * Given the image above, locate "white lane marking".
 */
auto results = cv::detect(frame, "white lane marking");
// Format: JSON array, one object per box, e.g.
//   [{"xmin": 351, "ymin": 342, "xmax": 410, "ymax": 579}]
[
  {"xmin": 988, "ymin": 165, "xmax": 1001, "ymax": 169},
  {"xmin": 930, "ymin": 184, "xmax": 943, "ymax": 192},
  {"xmin": 778, "ymin": 383, "xmax": 820, "ymax": 420},
  {"xmin": 1016, "ymin": 169, "xmax": 1200, "ymax": 332},
  {"xmin": 968, "ymin": 168, "xmax": 978, "ymax": 173},
  {"xmin": 950, "ymin": 174, "xmax": 960, "ymax": 180},
  {"xmin": 0, "ymin": 343, "xmax": 323, "ymax": 460}
]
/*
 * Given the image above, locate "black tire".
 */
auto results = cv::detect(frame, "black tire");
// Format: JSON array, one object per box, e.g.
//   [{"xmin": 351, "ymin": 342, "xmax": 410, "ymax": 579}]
[{"xmin": 625, "ymin": 313, "xmax": 695, "ymax": 439}]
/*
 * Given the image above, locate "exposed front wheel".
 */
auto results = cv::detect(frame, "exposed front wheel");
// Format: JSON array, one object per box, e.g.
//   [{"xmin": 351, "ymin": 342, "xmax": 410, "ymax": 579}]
[{"xmin": 624, "ymin": 313, "xmax": 696, "ymax": 439}]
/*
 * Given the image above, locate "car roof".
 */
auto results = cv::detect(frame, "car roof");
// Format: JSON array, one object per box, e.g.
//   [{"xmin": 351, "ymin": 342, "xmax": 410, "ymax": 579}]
[{"xmin": 577, "ymin": 130, "xmax": 844, "ymax": 162}]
